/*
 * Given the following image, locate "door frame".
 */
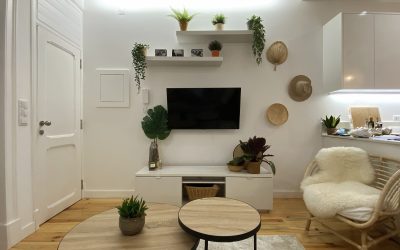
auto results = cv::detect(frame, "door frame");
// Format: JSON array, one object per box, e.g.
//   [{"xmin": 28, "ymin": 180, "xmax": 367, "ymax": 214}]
[{"xmin": 31, "ymin": 21, "xmax": 83, "ymax": 227}]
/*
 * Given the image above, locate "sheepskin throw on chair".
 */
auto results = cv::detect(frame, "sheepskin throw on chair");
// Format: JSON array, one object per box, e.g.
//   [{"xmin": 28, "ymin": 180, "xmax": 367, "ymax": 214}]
[{"xmin": 301, "ymin": 147, "xmax": 380, "ymax": 218}]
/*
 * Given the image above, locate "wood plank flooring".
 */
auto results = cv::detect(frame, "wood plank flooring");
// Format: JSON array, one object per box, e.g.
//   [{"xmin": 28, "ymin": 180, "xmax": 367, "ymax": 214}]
[{"xmin": 11, "ymin": 198, "xmax": 400, "ymax": 250}]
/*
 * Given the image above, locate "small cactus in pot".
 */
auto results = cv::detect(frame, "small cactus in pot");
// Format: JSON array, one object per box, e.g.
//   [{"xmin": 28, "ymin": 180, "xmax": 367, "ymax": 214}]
[{"xmin": 117, "ymin": 196, "xmax": 148, "ymax": 236}]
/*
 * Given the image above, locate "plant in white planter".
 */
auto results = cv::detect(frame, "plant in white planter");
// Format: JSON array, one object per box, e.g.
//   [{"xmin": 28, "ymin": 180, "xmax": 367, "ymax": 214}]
[
  {"xmin": 117, "ymin": 196, "xmax": 148, "ymax": 236},
  {"xmin": 212, "ymin": 14, "xmax": 225, "ymax": 31}
]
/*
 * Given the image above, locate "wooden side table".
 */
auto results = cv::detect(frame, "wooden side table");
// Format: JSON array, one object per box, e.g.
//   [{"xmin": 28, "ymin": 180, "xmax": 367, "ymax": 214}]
[{"xmin": 178, "ymin": 197, "xmax": 261, "ymax": 250}]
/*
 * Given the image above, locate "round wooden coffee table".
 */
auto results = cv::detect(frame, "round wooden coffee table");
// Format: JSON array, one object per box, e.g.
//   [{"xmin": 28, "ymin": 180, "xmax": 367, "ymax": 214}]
[{"xmin": 178, "ymin": 197, "xmax": 261, "ymax": 250}]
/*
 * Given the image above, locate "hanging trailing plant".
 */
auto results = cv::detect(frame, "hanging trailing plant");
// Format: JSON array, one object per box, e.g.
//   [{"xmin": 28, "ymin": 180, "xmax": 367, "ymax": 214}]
[
  {"xmin": 131, "ymin": 43, "xmax": 149, "ymax": 91},
  {"xmin": 247, "ymin": 15, "xmax": 266, "ymax": 65}
]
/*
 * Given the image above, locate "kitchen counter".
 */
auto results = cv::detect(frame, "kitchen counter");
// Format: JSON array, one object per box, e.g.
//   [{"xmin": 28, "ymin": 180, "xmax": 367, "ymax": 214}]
[{"xmin": 322, "ymin": 134, "xmax": 400, "ymax": 146}]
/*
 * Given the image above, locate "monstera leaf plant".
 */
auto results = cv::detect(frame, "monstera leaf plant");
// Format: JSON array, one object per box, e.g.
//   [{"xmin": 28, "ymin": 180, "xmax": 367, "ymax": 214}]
[{"xmin": 141, "ymin": 105, "xmax": 171, "ymax": 169}]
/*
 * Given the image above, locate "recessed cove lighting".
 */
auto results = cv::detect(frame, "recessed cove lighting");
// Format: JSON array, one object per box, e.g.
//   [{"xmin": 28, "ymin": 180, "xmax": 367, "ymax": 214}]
[{"xmin": 96, "ymin": 0, "xmax": 278, "ymax": 12}]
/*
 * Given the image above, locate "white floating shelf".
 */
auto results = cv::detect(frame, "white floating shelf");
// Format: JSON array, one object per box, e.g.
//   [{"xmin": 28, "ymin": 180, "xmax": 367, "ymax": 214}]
[
  {"xmin": 176, "ymin": 30, "xmax": 253, "ymax": 43},
  {"xmin": 146, "ymin": 56, "xmax": 223, "ymax": 67}
]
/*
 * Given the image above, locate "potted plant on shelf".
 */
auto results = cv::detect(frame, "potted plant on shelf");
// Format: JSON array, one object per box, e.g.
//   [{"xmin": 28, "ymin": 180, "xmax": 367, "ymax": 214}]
[
  {"xmin": 117, "ymin": 195, "xmax": 148, "ymax": 236},
  {"xmin": 212, "ymin": 14, "xmax": 225, "ymax": 31},
  {"xmin": 247, "ymin": 15, "xmax": 266, "ymax": 65},
  {"xmin": 240, "ymin": 136, "xmax": 275, "ymax": 174},
  {"xmin": 322, "ymin": 115, "xmax": 341, "ymax": 135},
  {"xmin": 168, "ymin": 8, "xmax": 196, "ymax": 31},
  {"xmin": 141, "ymin": 105, "xmax": 171, "ymax": 170},
  {"xmin": 227, "ymin": 156, "xmax": 245, "ymax": 172},
  {"xmin": 208, "ymin": 40, "xmax": 222, "ymax": 57},
  {"xmin": 131, "ymin": 43, "xmax": 149, "ymax": 92}
]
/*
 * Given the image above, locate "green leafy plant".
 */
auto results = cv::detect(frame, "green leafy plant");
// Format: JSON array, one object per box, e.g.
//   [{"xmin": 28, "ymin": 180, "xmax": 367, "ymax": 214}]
[
  {"xmin": 240, "ymin": 136, "xmax": 275, "ymax": 174},
  {"xmin": 247, "ymin": 15, "xmax": 266, "ymax": 65},
  {"xmin": 131, "ymin": 43, "xmax": 149, "ymax": 91},
  {"xmin": 322, "ymin": 115, "xmax": 341, "ymax": 128},
  {"xmin": 168, "ymin": 8, "xmax": 196, "ymax": 23},
  {"xmin": 141, "ymin": 105, "xmax": 171, "ymax": 142},
  {"xmin": 227, "ymin": 156, "xmax": 245, "ymax": 166},
  {"xmin": 208, "ymin": 40, "xmax": 223, "ymax": 51},
  {"xmin": 117, "ymin": 196, "xmax": 148, "ymax": 219},
  {"xmin": 212, "ymin": 14, "xmax": 225, "ymax": 25}
]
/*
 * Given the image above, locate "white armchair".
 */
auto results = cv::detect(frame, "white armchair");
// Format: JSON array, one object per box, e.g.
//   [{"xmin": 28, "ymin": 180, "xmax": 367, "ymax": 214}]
[{"xmin": 303, "ymin": 155, "xmax": 400, "ymax": 250}]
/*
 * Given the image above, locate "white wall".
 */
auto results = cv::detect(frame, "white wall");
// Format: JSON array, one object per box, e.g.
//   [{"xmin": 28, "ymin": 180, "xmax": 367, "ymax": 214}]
[{"xmin": 83, "ymin": 0, "xmax": 400, "ymax": 198}]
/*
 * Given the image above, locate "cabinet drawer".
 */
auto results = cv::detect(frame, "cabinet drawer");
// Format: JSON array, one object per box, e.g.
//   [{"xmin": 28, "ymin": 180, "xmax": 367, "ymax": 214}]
[
  {"xmin": 135, "ymin": 176, "xmax": 182, "ymax": 206},
  {"xmin": 226, "ymin": 177, "xmax": 273, "ymax": 210}
]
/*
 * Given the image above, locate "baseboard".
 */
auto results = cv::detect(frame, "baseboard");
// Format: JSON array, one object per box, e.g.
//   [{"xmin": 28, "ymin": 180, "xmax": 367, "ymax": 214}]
[
  {"xmin": 0, "ymin": 218, "xmax": 35, "ymax": 249},
  {"xmin": 273, "ymin": 190, "xmax": 303, "ymax": 198},
  {"xmin": 83, "ymin": 189, "xmax": 136, "ymax": 198}
]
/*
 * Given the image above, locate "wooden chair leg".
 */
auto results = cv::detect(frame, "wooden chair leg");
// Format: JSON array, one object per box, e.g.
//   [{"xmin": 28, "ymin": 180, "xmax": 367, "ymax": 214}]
[
  {"xmin": 305, "ymin": 214, "xmax": 313, "ymax": 231},
  {"xmin": 361, "ymin": 230, "xmax": 368, "ymax": 250}
]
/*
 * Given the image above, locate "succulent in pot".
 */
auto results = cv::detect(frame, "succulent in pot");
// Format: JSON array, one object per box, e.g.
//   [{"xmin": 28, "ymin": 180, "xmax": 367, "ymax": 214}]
[
  {"xmin": 131, "ymin": 43, "xmax": 150, "ymax": 92},
  {"xmin": 208, "ymin": 40, "xmax": 223, "ymax": 57},
  {"xmin": 247, "ymin": 15, "xmax": 266, "ymax": 65},
  {"xmin": 168, "ymin": 8, "xmax": 196, "ymax": 31},
  {"xmin": 240, "ymin": 136, "xmax": 275, "ymax": 174},
  {"xmin": 212, "ymin": 14, "xmax": 225, "ymax": 31},
  {"xmin": 322, "ymin": 115, "xmax": 341, "ymax": 135},
  {"xmin": 227, "ymin": 156, "xmax": 245, "ymax": 172},
  {"xmin": 117, "ymin": 195, "xmax": 148, "ymax": 236}
]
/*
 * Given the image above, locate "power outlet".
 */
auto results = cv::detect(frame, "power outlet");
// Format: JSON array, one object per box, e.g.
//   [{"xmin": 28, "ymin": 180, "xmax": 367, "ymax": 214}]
[{"xmin": 393, "ymin": 115, "xmax": 400, "ymax": 121}]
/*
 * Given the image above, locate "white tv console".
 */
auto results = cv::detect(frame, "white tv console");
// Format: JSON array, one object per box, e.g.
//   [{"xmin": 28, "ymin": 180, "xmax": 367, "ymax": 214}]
[{"xmin": 135, "ymin": 165, "xmax": 273, "ymax": 210}]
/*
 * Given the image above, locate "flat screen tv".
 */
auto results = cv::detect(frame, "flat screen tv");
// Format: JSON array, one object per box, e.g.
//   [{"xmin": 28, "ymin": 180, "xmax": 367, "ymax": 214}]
[{"xmin": 167, "ymin": 88, "xmax": 241, "ymax": 129}]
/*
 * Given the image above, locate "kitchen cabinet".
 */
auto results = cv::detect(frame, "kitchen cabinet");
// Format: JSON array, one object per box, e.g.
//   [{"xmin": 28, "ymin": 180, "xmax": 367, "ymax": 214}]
[
  {"xmin": 323, "ymin": 12, "xmax": 400, "ymax": 92},
  {"xmin": 374, "ymin": 14, "xmax": 400, "ymax": 89}
]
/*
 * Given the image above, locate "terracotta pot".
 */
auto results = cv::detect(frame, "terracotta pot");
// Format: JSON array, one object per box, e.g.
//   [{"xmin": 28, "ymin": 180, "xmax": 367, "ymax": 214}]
[
  {"xmin": 214, "ymin": 23, "xmax": 224, "ymax": 31},
  {"xmin": 211, "ymin": 50, "xmax": 220, "ymax": 57},
  {"xmin": 179, "ymin": 21, "xmax": 188, "ymax": 31},
  {"xmin": 142, "ymin": 48, "xmax": 147, "ymax": 57},
  {"xmin": 119, "ymin": 216, "xmax": 145, "ymax": 236},
  {"xmin": 326, "ymin": 128, "xmax": 338, "ymax": 135},
  {"xmin": 247, "ymin": 161, "xmax": 261, "ymax": 174},
  {"xmin": 227, "ymin": 164, "xmax": 243, "ymax": 172}
]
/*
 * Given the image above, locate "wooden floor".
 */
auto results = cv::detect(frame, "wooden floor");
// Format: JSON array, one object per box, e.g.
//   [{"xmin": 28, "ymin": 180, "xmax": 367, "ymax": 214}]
[{"xmin": 11, "ymin": 198, "xmax": 400, "ymax": 250}]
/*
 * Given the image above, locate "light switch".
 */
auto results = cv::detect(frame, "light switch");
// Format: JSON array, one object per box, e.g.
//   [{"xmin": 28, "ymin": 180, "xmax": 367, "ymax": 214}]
[{"xmin": 18, "ymin": 99, "xmax": 29, "ymax": 126}]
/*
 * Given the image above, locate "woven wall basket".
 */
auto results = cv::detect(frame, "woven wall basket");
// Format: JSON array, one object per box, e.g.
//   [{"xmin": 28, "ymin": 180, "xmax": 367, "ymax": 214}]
[{"xmin": 266, "ymin": 41, "xmax": 288, "ymax": 71}]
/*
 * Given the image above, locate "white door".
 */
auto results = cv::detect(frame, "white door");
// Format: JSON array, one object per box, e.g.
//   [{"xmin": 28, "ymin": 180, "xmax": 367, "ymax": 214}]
[{"xmin": 34, "ymin": 26, "xmax": 82, "ymax": 225}]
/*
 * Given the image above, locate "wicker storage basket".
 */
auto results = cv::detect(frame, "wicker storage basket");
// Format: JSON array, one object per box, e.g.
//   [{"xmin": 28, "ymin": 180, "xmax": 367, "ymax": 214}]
[{"xmin": 185, "ymin": 184, "xmax": 219, "ymax": 201}]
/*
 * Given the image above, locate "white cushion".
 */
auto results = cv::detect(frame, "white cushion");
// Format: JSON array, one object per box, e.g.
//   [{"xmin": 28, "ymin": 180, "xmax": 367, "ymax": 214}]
[{"xmin": 337, "ymin": 207, "xmax": 374, "ymax": 222}]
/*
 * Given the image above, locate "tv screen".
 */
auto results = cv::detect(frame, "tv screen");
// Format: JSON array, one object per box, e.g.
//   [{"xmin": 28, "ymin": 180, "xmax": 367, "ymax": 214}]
[{"xmin": 167, "ymin": 88, "xmax": 241, "ymax": 129}]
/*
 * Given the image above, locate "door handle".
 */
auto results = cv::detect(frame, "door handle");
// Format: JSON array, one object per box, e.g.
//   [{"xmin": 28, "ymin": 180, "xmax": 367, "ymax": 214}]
[{"xmin": 39, "ymin": 121, "xmax": 51, "ymax": 126}]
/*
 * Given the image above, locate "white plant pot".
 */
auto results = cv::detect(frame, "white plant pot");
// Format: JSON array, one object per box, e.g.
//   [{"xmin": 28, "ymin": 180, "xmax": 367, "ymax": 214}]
[{"xmin": 214, "ymin": 23, "xmax": 224, "ymax": 31}]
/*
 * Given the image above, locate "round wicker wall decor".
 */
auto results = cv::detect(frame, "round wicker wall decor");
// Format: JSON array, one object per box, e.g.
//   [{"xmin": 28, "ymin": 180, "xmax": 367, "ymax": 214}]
[{"xmin": 266, "ymin": 41, "xmax": 288, "ymax": 71}]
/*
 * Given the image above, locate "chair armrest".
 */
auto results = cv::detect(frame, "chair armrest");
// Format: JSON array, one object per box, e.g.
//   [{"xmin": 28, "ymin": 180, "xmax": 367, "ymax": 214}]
[
  {"xmin": 303, "ymin": 160, "xmax": 318, "ymax": 178},
  {"xmin": 375, "ymin": 169, "xmax": 400, "ymax": 216}
]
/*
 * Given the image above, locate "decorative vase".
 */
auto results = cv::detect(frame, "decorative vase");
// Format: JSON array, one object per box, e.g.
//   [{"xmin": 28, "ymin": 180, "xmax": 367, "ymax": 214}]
[
  {"xmin": 142, "ymin": 48, "xmax": 147, "ymax": 57},
  {"xmin": 227, "ymin": 164, "xmax": 243, "ymax": 172},
  {"xmin": 211, "ymin": 50, "xmax": 220, "ymax": 57},
  {"xmin": 214, "ymin": 23, "xmax": 224, "ymax": 31},
  {"xmin": 148, "ymin": 140, "xmax": 159, "ymax": 170},
  {"xmin": 179, "ymin": 21, "xmax": 188, "ymax": 31},
  {"xmin": 119, "ymin": 216, "xmax": 145, "ymax": 236},
  {"xmin": 247, "ymin": 161, "xmax": 261, "ymax": 174},
  {"xmin": 326, "ymin": 128, "xmax": 338, "ymax": 135}
]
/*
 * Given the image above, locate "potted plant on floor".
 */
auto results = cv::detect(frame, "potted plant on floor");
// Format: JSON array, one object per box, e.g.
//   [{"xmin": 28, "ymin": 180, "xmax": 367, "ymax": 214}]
[
  {"xmin": 117, "ymin": 195, "xmax": 148, "ymax": 236},
  {"xmin": 247, "ymin": 15, "xmax": 266, "ymax": 65},
  {"xmin": 227, "ymin": 156, "xmax": 245, "ymax": 172},
  {"xmin": 240, "ymin": 136, "xmax": 275, "ymax": 174},
  {"xmin": 131, "ymin": 43, "xmax": 149, "ymax": 92},
  {"xmin": 322, "ymin": 115, "xmax": 341, "ymax": 135},
  {"xmin": 208, "ymin": 40, "xmax": 222, "ymax": 57},
  {"xmin": 141, "ymin": 105, "xmax": 171, "ymax": 170},
  {"xmin": 168, "ymin": 8, "xmax": 196, "ymax": 31},
  {"xmin": 212, "ymin": 14, "xmax": 225, "ymax": 31}
]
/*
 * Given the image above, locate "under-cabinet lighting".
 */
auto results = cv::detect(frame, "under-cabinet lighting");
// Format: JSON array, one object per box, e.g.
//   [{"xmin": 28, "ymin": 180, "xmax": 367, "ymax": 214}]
[
  {"xmin": 328, "ymin": 92, "xmax": 400, "ymax": 104},
  {"xmin": 360, "ymin": 11, "xmax": 368, "ymax": 16},
  {"xmin": 96, "ymin": 0, "xmax": 278, "ymax": 12}
]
